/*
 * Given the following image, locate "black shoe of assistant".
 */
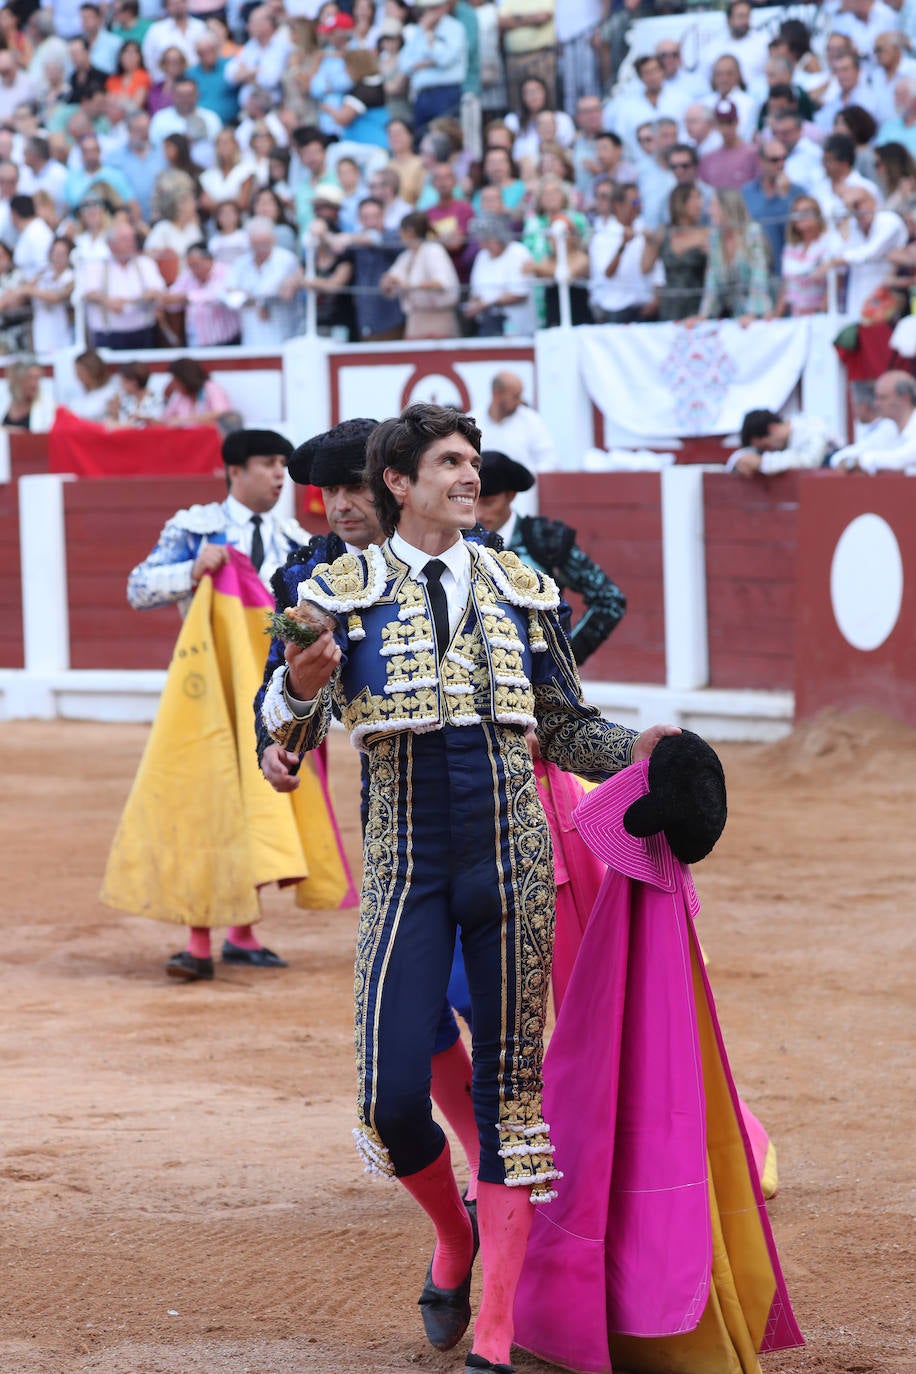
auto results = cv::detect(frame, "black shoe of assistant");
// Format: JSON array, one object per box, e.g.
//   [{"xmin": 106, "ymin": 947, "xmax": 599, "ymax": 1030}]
[
  {"xmin": 166, "ymin": 951, "xmax": 214, "ymax": 981},
  {"xmin": 465, "ymin": 1355, "xmax": 515, "ymax": 1373},
  {"xmin": 220, "ymin": 941, "xmax": 288, "ymax": 968}
]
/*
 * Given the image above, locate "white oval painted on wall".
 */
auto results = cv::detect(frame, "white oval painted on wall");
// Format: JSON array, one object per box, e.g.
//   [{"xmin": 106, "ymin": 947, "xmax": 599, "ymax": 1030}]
[
  {"xmin": 830, "ymin": 513, "xmax": 903, "ymax": 652},
  {"xmin": 404, "ymin": 373, "xmax": 466, "ymax": 409}
]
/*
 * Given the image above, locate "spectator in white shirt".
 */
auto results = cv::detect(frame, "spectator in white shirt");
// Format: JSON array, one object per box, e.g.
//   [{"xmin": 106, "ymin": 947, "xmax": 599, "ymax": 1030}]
[
  {"xmin": 815, "ymin": 51, "xmax": 878, "ymax": 132},
  {"xmin": 22, "ymin": 135, "xmax": 69, "ymax": 214},
  {"xmin": 655, "ymin": 38, "xmax": 707, "ymax": 113},
  {"xmin": 79, "ymin": 2, "xmax": 122, "ymax": 75},
  {"xmin": 225, "ymin": 6, "xmax": 290, "ymax": 105},
  {"xmin": 0, "ymin": 51, "xmax": 35, "ymax": 123},
  {"xmin": 149, "ymin": 75, "xmax": 222, "ymax": 168},
  {"xmin": 683, "ymin": 103, "xmax": 723, "ymax": 159},
  {"xmin": 605, "ymin": 53, "xmax": 682, "ymax": 159},
  {"xmin": 851, "ymin": 377, "xmax": 902, "ymax": 445},
  {"xmin": 702, "ymin": 54, "xmax": 760, "ymax": 145},
  {"xmin": 465, "ymin": 215, "xmax": 536, "ymax": 336},
  {"xmin": 730, "ymin": 408, "xmax": 840, "ymax": 475},
  {"xmin": 704, "ymin": 0, "xmax": 769, "ymax": 87},
  {"xmin": 11, "ymin": 196, "xmax": 54, "ymax": 278},
  {"xmin": 832, "ymin": 368, "xmax": 916, "ymax": 470},
  {"xmin": 833, "ymin": 0, "xmax": 900, "ymax": 66},
  {"xmin": 142, "ymin": 0, "xmax": 207, "ymax": 83},
  {"xmin": 588, "ymin": 180, "xmax": 660, "ymax": 322},
  {"xmin": 80, "ymin": 220, "xmax": 166, "ymax": 349},
  {"xmin": 870, "ymin": 30, "xmax": 916, "ymax": 124},
  {"xmin": 477, "ymin": 370, "xmax": 558, "ymax": 473},
  {"xmin": 770, "ymin": 111, "xmax": 826, "ymax": 193},
  {"xmin": 225, "ymin": 216, "xmax": 301, "ymax": 346},
  {"xmin": 816, "ymin": 133, "xmax": 884, "ymax": 227},
  {"xmin": 825, "ymin": 185, "xmax": 908, "ymax": 317}
]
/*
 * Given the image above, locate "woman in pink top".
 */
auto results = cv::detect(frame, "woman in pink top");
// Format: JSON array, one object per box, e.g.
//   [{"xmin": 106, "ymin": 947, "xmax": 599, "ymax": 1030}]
[
  {"xmin": 778, "ymin": 194, "xmax": 833, "ymax": 315},
  {"xmin": 161, "ymin": 357, "xmax": 234, "ymax": 427}
]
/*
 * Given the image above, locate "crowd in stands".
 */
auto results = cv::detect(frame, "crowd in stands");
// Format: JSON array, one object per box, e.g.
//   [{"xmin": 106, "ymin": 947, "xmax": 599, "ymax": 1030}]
[{"xmin": 0, "ymin": 0, "xmax": 916, "ymax": 352}]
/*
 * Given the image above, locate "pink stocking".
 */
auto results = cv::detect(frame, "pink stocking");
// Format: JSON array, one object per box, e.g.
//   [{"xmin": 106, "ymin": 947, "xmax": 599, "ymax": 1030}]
[
  {"xmin": 187, "ymin": 927, "xmax": 212, "ymax": 959},
  {"xmin": 430, "ymin": 1038, "xmax": 480, "ymax": 1202},
  {"xmin": 471, "ymin": 1180, "xmax": 534, "ymax": 1367},
  {"xmin": 225, "ymin": 924, "xmax": 261, "ymax": 950},
  {"xmin": 400, "ymin": 1140, "xmax": 474, "ymax": 1289}
]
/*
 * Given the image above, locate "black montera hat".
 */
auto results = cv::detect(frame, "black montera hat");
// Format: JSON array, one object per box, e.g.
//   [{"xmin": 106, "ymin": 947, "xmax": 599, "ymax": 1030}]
[
  {"xmin": 478, "ymin": 449, "xmax": 535, "ymax": 497},
  {"xmin": 287, "ymin": 418, "xmax": 378, "ymax": 487},
  {"xmin": 221, "ymin": 428, "xmax": 293, "ymax": 465},
  {"xmin": 623, "ymin": 730, "xmax": 727, "ymax": 865}
]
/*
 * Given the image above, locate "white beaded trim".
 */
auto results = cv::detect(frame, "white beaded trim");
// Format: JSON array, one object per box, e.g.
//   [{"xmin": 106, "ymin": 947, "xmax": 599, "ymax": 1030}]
[
  {"xmin": 299, "ymin": 543, "xmax": 387, "ymax": 614},
  {"xmin": 384, "ymin": 676, "xmax": 438, "ymax": 693},
  {"xmin": 477, "ymin": 545, "xmax": 560, "ymax": 610},
  {"xmin": 262, "ymin": 664, "xmax": 298, "ymax": 735}
]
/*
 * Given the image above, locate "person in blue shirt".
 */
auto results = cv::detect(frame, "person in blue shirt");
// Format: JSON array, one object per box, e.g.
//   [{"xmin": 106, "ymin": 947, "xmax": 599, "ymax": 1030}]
[
  {"xmin": 187, "ymin": 30, "xmax": 238, "ymax": 126},
  {"xmin": 741, "ymin": 136, "xmax": 806, "ymax": 270},
  {"xmin": 107, "ymin": 111, "xmax": 167, "ymax": 222}
]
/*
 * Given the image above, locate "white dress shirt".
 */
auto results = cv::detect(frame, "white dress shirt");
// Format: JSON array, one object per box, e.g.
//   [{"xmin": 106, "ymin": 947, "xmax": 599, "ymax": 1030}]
[{"xmin": 477, "ymin": 404, "xmax": 557, "ymax": 473}]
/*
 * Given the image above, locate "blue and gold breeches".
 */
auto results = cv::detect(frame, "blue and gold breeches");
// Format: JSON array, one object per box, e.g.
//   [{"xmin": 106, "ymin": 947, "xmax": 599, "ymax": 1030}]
[{"xmin": 353, "ymin": 723, "xmax": 561, "ymax": 1201}]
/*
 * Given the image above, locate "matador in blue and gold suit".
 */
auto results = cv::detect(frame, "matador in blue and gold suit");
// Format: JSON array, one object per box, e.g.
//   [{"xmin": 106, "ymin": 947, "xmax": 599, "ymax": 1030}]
[{"xmin": 262, "ymin": 534, "xmax": 638, "ymax": 1199}]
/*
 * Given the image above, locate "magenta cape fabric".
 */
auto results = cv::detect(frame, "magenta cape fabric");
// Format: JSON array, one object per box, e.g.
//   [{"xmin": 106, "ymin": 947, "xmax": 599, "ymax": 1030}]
[{"xmin": 514, "ymin": 760, "xmax": 802, "ymax": 1373}]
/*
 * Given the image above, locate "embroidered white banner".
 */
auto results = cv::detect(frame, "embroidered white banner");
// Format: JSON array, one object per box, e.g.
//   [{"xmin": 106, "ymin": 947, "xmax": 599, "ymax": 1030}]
[{"xmin": 578, "ymin": 319, "xmax": 813, "ymax": 444}]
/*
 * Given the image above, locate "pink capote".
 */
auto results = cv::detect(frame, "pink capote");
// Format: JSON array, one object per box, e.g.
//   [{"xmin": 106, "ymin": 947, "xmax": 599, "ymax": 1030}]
[{"xmin": 515, "ymin": 760, "xmax": 803, "ymax": 1374}]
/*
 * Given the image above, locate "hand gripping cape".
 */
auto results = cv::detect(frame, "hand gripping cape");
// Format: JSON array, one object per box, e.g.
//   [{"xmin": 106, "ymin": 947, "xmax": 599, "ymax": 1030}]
[{"xmin": 514, "ymin": 752, "xmax": 803, "ymax": 1374}]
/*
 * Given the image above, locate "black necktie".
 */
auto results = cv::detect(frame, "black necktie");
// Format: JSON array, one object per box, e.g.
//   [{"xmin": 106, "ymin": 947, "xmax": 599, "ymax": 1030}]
[
  {"xmin": 250, "ymin": 514, "xmax": 264, "ymax": 572},
  {"xmin": 424, "ymin": 558, "xmax": 449, "ymax": 662}
]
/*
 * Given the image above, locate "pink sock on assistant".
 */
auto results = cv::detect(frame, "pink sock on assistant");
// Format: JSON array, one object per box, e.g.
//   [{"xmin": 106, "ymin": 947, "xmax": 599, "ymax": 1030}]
[
  {"xmin": 225, "ymin": 924, "xmax": 261, "ymax": 950},
  {"xmin": 401, "ymin": 1141, "xmax": 474, "ymax": 1290},
  {"xmin": 471, "ymin": 1180, "xmax": 534, "ymax": 1366},
  {"xmin": 430, "ymin": 1038, "xmax": 480, "ymax": 1202},
  {"xmin": 187, "ymin": 927, "xmax": 212, "ymax": 959}
]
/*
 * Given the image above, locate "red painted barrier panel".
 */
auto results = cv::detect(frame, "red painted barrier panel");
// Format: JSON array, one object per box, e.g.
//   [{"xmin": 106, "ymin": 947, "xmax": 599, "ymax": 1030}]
[
  {"xmin": 704, "ymin": 472, "xmax": 800, "ymax": 690},
  {"xmin": 795, "ymin": 473, "xmax": 916, "ymax": 726},
  {"xmin": 9, "ymin": 431, "xmax": 50, "ymax": 481},
  {"xmin": 538, "ymin": 472, "xmax": 665, "ymax": 684},
  {"xmin": 64, "ymin": 476, "xmax": 225, "ymax": 670},
  {"xmin": 0, "ymin": 478, "xmax": 23, "ymax": 668}
]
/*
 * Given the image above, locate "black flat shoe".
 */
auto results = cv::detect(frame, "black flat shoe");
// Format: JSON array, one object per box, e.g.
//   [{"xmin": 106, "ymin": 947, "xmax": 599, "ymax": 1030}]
[
  {"xmin": 465, "ymin": 1355, "xmax": 515, "ymax": 1373},
  {"xmin": 220, "ymin": 941, "xmax": 288, "ymax": 968},
  {"xmin": 418, "ymin": 1219, "xmax": 479, "ymax": 1352},
  {"xmin": 166, "ymin": 951, "xmax": 214, "ymax": 981}
]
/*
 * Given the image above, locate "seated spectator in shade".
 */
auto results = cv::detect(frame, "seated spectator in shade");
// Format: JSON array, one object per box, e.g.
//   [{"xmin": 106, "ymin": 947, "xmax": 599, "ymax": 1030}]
[
  {"xmin": 695, "ymin": 187, "xmax": 772, "ymax": 323},
  {"xmin": 80, "ymin": 221, "xmax": 166, "ymax": 349},
  {"xmin": 161, "ymin": 356, "xmax": 233, "ymax": 426},
  {"xmin": 24, "ymin": 234, "xmax": 75, "ymax": 354},
  {"xmin": 777, "ymin": 195, "xmax": 834, "ymax": 316},
  {"xmin": 466, "ymin": 213, "xmax": 536, "ymax": 335},
  {"xmin": 106, "ymin": 360, "xmax": 163, "ymax": 425},
  {"xmin": 741, "ymin": 139, "xmax": 806, "ymax": 269},
  {"xmin": 587, "ymin": 181, "xmax": 660, "ymax": 324},
  {"xmin": 225, "ymin": 216, "xmax": 301, "ymax": 347},
  {"xmin": 198, "ymin": 129, "xmax": 257, "ymax": 218},
  {"xmin": 642, "ymin": 183, "xmax": 709, "ymax": 322},
  {"xmin": 697, "ymin": 98, "xmax": 759, "ymax": 191},
  {"xmin": 831, "ymin": 370, "xmax": 916, "ymax": 472},
  {"xmin": 2, "ymin": 357, "xmax": 55, "ymax": 431},
  {"xmin": 164, "ymin": 240, "xmax": 241, "ymax": 346},
  {"xmin": 730, "ymin": 407, "xmax": 840, "ymax": 475},
  {"xmin": 143, "ymin": 171, "xmax": 202, "ymax": 275},
  {"xmin": 69, "ymin": 348, "xmax": 117, "ymax": 420},
  {"xmin": 826, "ymin": 187, "xmax": 908, "ymax": 319},
  {"xmin": 379, "ymin": 209, "xmax": 460, "ymax": 339}
]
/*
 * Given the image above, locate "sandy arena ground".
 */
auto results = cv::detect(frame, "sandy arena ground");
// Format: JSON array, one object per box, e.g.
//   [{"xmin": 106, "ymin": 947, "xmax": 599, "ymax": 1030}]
[{"xmin": 0, "ymin": 712, "xmax": 913, "ymax": 1374}]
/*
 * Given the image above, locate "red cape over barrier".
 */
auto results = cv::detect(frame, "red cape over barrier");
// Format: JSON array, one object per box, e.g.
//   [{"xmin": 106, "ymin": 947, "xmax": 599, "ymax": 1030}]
[{"xmin": 48, "ymin": 408, "xmax": 223, "ymax": 478}]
